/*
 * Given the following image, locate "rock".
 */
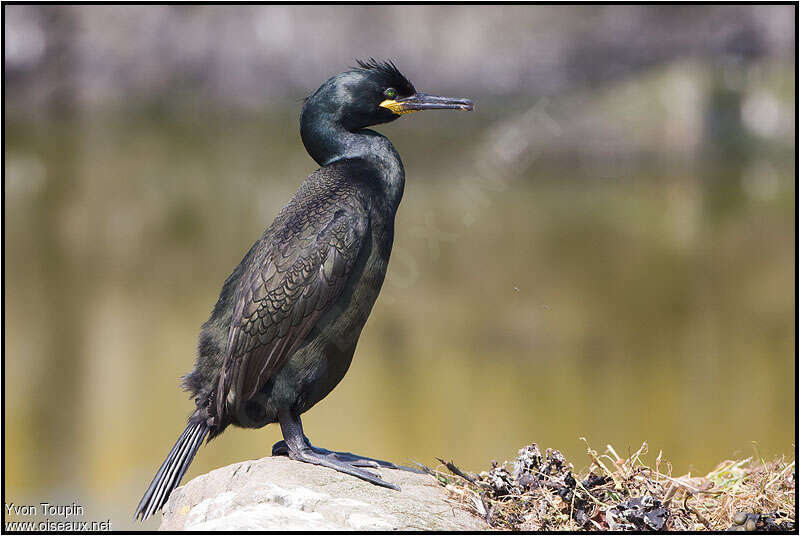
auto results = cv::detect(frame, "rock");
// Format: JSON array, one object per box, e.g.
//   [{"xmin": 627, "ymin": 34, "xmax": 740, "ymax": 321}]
[{"xmin": 159, "ymin": 456, "xmax": 485, "ymax": 531}]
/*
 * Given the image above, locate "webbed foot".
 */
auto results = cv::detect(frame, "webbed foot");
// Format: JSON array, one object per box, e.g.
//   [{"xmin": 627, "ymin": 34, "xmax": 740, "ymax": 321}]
[
  {"xmin": 272, "ymin": 439, "xmax": 417, "ymax": 472},
  {"xmin": 274, "ymin": 412, "xmax": 405, "ymax": 490}
]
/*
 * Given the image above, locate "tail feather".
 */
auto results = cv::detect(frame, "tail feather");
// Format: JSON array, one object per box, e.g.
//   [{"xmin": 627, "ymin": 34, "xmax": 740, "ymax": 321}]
[{"xmin": 134, "ymin": 420, "xmax": 208, "ymax": 521}]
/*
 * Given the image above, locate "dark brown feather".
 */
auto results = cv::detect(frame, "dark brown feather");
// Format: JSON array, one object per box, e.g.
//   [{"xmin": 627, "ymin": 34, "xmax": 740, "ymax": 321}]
[{"xmin": 215, "ymin": 165, "xmax": 369, "ymax": 423}]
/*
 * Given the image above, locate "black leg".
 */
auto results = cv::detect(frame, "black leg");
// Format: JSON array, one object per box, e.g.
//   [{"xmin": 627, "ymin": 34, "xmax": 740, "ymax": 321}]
[
  {"xmin": 271, "ymin": 417, "xmax": 422, "ymax": 472},
  {"xmin": 275, "ymin": 411, "xmax": 401, "ymax": 490}
]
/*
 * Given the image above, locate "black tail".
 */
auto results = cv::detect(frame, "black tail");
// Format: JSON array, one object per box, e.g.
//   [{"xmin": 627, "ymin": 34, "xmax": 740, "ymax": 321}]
[{"xmin": 134, "ymin": 419, "xmax": 208, "ymax": 521}]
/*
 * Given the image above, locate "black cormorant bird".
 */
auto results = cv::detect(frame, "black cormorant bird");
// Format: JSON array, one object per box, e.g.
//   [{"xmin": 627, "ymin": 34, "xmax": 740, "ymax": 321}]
[{"xmin": 134, "ymin": 59, "xmax": 473, "ymax": 521}]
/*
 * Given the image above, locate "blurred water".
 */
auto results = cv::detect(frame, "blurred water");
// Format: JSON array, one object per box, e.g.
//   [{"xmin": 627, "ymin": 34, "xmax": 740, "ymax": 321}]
[{"xmin": 5, "ymin": 108, "xmax": 794, "ymax": 530}]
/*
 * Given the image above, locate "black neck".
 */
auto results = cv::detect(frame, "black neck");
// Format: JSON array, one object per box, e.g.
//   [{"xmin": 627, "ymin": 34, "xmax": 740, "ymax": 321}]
[{"xmin": 300, "ymin": 111, "xmax": 405, "ymax": 209}]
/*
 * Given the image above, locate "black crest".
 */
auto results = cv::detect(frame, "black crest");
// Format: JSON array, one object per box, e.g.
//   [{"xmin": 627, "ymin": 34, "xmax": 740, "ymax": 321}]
[{"xmin": 354, "ymin": 58, "xmax": 416, "ymax": 96}]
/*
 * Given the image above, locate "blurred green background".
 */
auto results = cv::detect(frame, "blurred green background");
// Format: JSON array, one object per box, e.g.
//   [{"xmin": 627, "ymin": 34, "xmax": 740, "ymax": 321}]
[{"xmin": 4, "ymin": 5, "xmax": 795, "ymax": 530}]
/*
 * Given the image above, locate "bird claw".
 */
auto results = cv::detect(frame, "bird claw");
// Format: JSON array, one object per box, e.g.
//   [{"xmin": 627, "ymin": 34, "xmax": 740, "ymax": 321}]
[
  {"xmin": 309, "ymin": 445, "xmax": 394, "ymax": 469},
  {"xmin": 271, "ymin": 439, "xmax": 401, "ymax": 489},
  {"xmin": 272, "ymin": 438, "xmax": 424, "ymax": 475},
  {"xmin": 290, "ymin": 447, "xmax": 400, "ymax": 491},
  {"xmin": 273, "ymin": 439, "xmax": 395, "ymax": 467}
]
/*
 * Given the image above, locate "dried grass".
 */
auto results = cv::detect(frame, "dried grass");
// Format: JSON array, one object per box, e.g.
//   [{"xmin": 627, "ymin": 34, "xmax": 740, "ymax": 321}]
[{"xmin": 422, "ymin": 440, "xmax": 795, "ymax": 531}]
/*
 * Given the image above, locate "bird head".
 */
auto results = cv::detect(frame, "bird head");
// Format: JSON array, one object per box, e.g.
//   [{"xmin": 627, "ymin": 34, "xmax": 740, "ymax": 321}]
[{"xmin": 302, "ymin": 59, "xmax": 474, "ymax": 132}]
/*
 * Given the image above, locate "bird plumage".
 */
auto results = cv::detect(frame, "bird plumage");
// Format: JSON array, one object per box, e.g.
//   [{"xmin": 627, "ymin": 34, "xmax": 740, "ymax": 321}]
[
  {"xmin": 135, "ymin": 59, "xmax": 472, "ymax": 522},
  {"xmin": 216, "ymin": 164, "xmax": 370, "ymax": 427}
]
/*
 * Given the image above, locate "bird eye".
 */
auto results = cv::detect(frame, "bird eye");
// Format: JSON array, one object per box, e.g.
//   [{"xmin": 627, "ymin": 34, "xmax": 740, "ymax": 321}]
[{"xmin": 383, "ymin": 88, "xmax": 397, "ymax": 100}]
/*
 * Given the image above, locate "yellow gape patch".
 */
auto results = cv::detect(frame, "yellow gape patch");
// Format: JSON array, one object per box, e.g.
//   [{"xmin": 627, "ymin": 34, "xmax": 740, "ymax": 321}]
[{"xmin": 379, "ymin": 99, "xmax": 419, "ymax": 115}]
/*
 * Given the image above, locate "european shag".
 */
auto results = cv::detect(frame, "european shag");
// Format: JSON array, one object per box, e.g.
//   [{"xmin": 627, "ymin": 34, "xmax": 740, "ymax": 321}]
[{"xmin": 134, "ymin": 59, "xmax": 473, "ymax": 521}]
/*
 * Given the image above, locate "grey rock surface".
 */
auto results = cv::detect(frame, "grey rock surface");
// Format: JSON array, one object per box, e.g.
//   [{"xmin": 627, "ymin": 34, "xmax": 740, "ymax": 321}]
[{"xmin": 159, "ymin": 456, "xmax": 484, "ymax": 531}]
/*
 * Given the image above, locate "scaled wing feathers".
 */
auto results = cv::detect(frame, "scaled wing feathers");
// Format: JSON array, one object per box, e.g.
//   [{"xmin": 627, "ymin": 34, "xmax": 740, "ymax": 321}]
[{"xmin": 216, "ymin": 204, "xmax": 368, "ymax": 421}]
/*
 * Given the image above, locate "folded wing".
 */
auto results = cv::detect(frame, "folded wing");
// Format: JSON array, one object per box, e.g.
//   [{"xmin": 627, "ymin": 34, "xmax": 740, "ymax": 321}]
[{"xmin": 216, "ymin": 203, "xmax": 368, "ymax": 422}]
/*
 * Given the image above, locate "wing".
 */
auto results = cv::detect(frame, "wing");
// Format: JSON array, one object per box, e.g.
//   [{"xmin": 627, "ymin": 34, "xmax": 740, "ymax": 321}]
[{"xmin": 215, "ymin": 200, "xmax": 368, "ymax": 422}]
